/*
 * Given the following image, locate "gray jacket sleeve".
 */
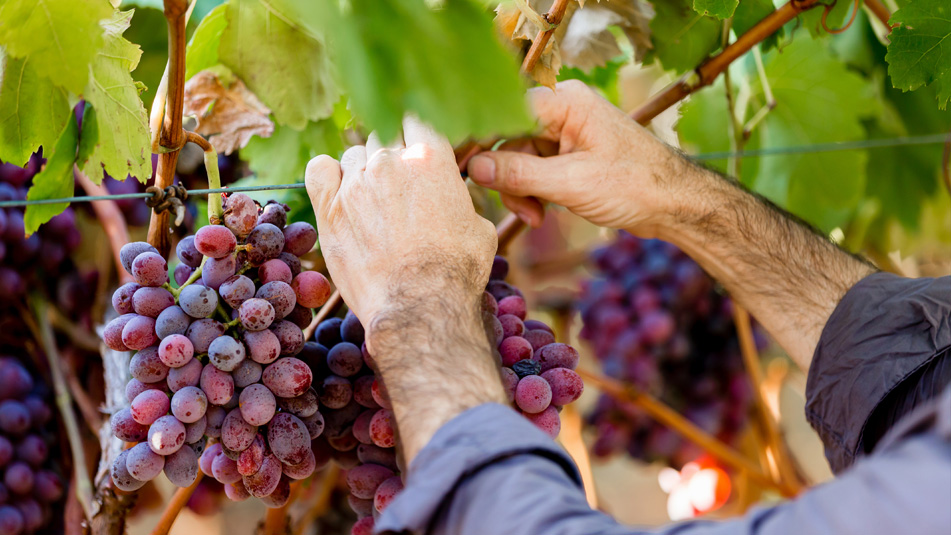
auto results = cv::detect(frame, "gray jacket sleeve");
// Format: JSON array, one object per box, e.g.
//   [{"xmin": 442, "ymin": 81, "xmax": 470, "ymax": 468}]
[
  {"xmin": 806, "ymin": 273, "xmax": 951, "ymax": 472},
  {"xmin": 376, "ymin": 392, "xmax": 951, "ymax": 535}
]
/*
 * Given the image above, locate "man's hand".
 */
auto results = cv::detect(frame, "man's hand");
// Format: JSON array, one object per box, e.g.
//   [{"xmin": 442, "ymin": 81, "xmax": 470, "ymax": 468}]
[
  {"xmin": 305, "ymin": 117, "xmax": 506, "ymax": 464},
  {"xmin": 470, "ymin": 80, "xmax": 875, "ymax": 371},
  {"xmin": 467, "ymin": 79, "xmax": 688, "ymax": 234},
  {"xmin": 306, "ymin": 116, "xmax": 497, "ymax": 327}
]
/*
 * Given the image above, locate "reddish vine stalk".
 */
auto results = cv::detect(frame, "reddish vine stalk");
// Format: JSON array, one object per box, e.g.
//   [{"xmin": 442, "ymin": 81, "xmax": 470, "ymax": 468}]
[
  {"xmin": 146, "ymin": 0, "xmax": 189, "ymax": 257},
  {"xmin": 150, "ymin": 473, "xmax": 204, "ymax": 535},
  {"xmin": 520, "ymin": 0, "xmax": 572, "ymax": 73}
]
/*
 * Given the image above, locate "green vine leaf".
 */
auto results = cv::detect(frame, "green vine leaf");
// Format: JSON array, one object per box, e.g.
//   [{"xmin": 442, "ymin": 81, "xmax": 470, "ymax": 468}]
[
  {"xmin": 886, "ymin": 0, "xmax": 951, "ymax": 109},
  {"xmin": 749, "ymin": 38, "xmax": 881, "ymax": 232},
  {"xmin": 0, "ymin": 0, "xmax": 112, "ymax": 94},
  {"xmin": 241, "ymin": 120, "xmax": 343, "ymax": 184},
  {"xmin": 798, "ymin": 0, "xmax": 855, "ymax": 37},
  {"xmin": 186, "ymin": 3, "xmax": 228, "ymax": 80},
  {"xmin": 0, "ymin": 53, "xmax": 71, "ymax": 167},
  {"xmin": 76, "ymin": 10, "xmax": 152, "ymax": 184},
  {"xmin": 280, "ymin": 0, "xmax": 531, "ymax": 143},
  {"xmin": 692, "ymin": 0, "xmax": 738, "ymax": 20},
  {"xmin": 645, "ymin": 0, "xmax": 721, "ymax": 73},
  {"xmin": 733, "ymin": 0, "xmax": 783, "ymax": 51},
  {"xmin": 216, "ymin": 0, "xmax": 339, "ymax": 130},
  {"xmin": 24, "ymin": 115, "xmax": 79, "ymax": 235}
]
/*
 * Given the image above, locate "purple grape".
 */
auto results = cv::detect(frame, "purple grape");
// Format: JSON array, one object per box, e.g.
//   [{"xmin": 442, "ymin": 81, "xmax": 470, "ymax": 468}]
[
  {"xmin": 232, "ymin": 359, "xmax": 263, "ymax": 388},
  {"xmin": 176, "ymin": 236, "xmax": 203, "ymax": 268},
  {"xmin": 300, "ymin": 411, "xmax": 325, "ymax": 440},
  {"xmin": 167, "ymin": 358, "xmax": 202, "ymax": 392},
  {"xmin": 112, "ymin": 282, "xmax": 141, "ymax": 315},
  {"xmin": 223, "ymin": 193, "xmax": 258, "ymax": 238},
  {"xmin": 200, "ymin": 364, "xmax": 234, "ymax": 406},
  {"xmin": 184, "ymin": 415, "xmax": 207, "ymax": 443},
  {"xmin": 242, "ymin": 453, "xmax": 281, "ymax": 498},
  {"xmin": 271, "ymin": 320, "xmax": 304, "ymax": 355},
  {"xmin": 244, "ymin": 329, "xmax": 281, "ymax": 364},
  {"xmin": 158, "ymin": 334, "xmax": 194, "ymax": 368},
  {"xmin": 262, "ymin": 357, "xmax": 312, "ymax": 398},
  {"xmin": 314, "ymin": 317, "xmax": 342, "ymax": 347},
  {"xmin": 111, "ymin": 449, "xmax": 146, "ymax": 491},
  {"xmin": 221, "ymin": 409, "xmax": 257, "ymax": 452},
  {"xmin": 122, "ymin": 315, "xmax": 159, "ymax": 351},
  {"xmin": 174, "ymin": 263, "xmax": 194, "ymax": 286},
  {"xmin": 156, "ymin": 305, "xmax": 191, "ymax": 338},
  {"xmin": 125, "ymin": 442, "xmax": 164, "ymax": 481},
  {"xmin": 291, "ymin": 271, "xmax": 330, "ymax": 309},
  {"xmin": 237, "ymin": 435, "xmax": 266, "ymax": 476},
  {"xmin": 178, "ymin": 284, "xmax": 218, "ymax": 319},
  {"xmin": 131, "ymin": 252, "xmax": 168, "ymax": 287},
  {"xmin": 238, "ymin": 384, "xmax": 276, "ymax": 426},
  {"xmin": 255, "ymin": 281, "xmax": 296, "ymax": 319},
  {"xmin": 148, "ymin": 415, "xmax": 186, "ymax": 455},
  {"xmin": 542, "ymin": 368, "xmax": 584, "ymax": 405},
  {"xmin": 515, "ymin": 375, "xmax": 551, "ymax": 414},
  {"xmin": 205, "ymin": 406, "xmax": 226, "ymax": 438},
  {"xmin": 208, "ymin": 336, "xmax": 246, "ymax": 372},
  {"xmin": 111, "ymin": 408, "xmax": 148, "ymax": 442},
  {"xmin": 259, "ymin": 259, "xmax": 292, "ymax": 285},
  {"xmin": 0, "ymin": 401, "xmax": 30, "ymax": 434},
  {"xmin": 257, "ymin": 202, "xmax": 287, "ymax": 228},
  {"xmin": 239, "ymin": 298, "xmax": 275, "ymax": 332},
  {"xmin": 194, "ymin": 225, "xmax": 237, "ymax": 259},
  {"xmin": 267, "ymin": 412, "xmax": 310, "ymax": 465},
  {"xmin": 164, "ymin": 444, "xmax": 199, "ymax": 487},
  {"xmin": 171, "ymin": 386, "xmax": 208, "ymax": 423},
  {"xmin": 534, "ymin": 343, "xmax": 579, "ymax": 371},
  {"xmin": 201, "ymin": 255, "xmax": 236, "ymax": 291},
  {"xmin": 186, "ymin": 318, "xmax": 226, "ymax": 353},
  {"xmin": 286, "ymin": 305, "xmax": 313, "ymax": 330},
  {"xmin": 130, "ymin": 389, "xmax": 170, "ymax": 425},
  {"xmin": 119, "ymin": 242, "xmax": 159, "ymax": 274},
  {"xmin": 129, "ymin": 346, "xmax": 168, "ymax": 383},
  {"xmin": 277, "ymin": 252, "xmax": 301, "ymax": 277},
  {"xmin": 219, "ymin": 274, "xmax": 255, "ymax": 308},
  {"xmin": 212, "ymin": 452, "xmax": 242, "ymax": 484},
  {"xmin": 282, "ymin": 222, "xmax": 317, "ymax": 256},
  {"xmin": 346, "ymin": 463, "xmax": 394, "ymax": 500},
  {"xmin": 276, "ymin": 387, "xmax": 319, "ymax": 418},
  {"xmin": 245, "ymin": 223, "xmax": 284, "ymax": 265}
]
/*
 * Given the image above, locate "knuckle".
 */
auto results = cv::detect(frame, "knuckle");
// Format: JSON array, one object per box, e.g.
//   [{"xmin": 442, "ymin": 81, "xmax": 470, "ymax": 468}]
[
  {"xmin": 558, "ymin": 79, "xmax": 588, "ymax": 95},
  {"xmin": 365, "ymin": 148, "xmax": 401, "ymax": 174},
  {"xmin": 503, "ymin": 158, "xmax": 530, "ymax": 193}
]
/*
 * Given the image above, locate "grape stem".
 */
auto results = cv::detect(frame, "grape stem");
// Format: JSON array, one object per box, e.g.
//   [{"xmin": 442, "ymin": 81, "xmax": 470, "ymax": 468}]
[
  {"xmin": 225, "ymin": 317, "xmax": 242, "ymax": 329},
  {"xmin": 150, "ymin": 472, "xmax": 204, "ymax": 535},
  {"xmin": 520, "ymin": 0, "xmax": 571, "ymax": 74},
  {"xmin": 292, "ymin": 465, "xmax": 340, "ymax": 535},
  {"xmin": 29, "ymin": 296, "xmax": 96, "ymax": 521},
  {"xmin": 185, "ymin": 131, "xmax": 225, "ymax": 225},
  {"xmin": 168, "ymin": 255, "xmax": 208, "ymax": 298}
]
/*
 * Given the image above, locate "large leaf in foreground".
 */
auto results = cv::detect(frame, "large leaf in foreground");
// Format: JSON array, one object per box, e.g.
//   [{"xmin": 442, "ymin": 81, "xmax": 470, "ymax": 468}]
[{"xmin": 886, "ymin": 0, "xmax": 951, "ymax": 109}]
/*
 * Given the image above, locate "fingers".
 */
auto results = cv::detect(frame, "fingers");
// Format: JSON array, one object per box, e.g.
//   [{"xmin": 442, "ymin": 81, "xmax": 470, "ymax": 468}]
[
  {"xmin": 526, "ymin": 79, "xmax": 591, "ymax": 142},
  {"xmin": 366, "ymin": 130, "xmax": 404, "ymax": 159},
  {"xmin": 340, "ymin": 145, "xmax": 367, "ymax": 184},
  {"xmin": 402, "ymin": 115, "xmax": 452, "ymax": 153},
  {"xmin": 467, "ymin": 151, "xmax": 571, "ymax": 200},
  {"xmin": 305, "ymin": 155, "xmax": 342, "ymax": 220},
  {"xmin": 500, "ymin": 193, "xmax": 545, "ymax": 228}
]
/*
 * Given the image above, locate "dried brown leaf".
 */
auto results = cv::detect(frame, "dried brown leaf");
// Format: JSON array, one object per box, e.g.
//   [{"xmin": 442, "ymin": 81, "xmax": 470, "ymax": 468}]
[{"xmin": 183, "ymin": 68, "xmax": 274, "ymax": 155}]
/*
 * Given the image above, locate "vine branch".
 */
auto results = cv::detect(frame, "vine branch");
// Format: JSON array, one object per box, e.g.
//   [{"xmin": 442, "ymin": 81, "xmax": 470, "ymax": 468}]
[
  {"xmin": 146, "ymin": 0, "xmax": 190, "ymax": 257},
  {"xmin": 520, "ymin": 0, "xmax": 571, "ymax": 74},
  {"xmin": 150, "ymin": 473, "xmax": 204, "ymax": 535}
]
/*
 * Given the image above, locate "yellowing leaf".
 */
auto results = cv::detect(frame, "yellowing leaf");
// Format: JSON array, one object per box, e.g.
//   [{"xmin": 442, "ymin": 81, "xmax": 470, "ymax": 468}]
[
  {"xmin": 0, "ymin": 0, "xmax": 112, "ymax": 94},
  {"xmin": 217, "ymin": 0, "xmax": 339, "ymax": 130},
  {"xmin": 183, "ymin": 67, "xmax": 274, "ymax": 155},
  {"xmin": 24, "ymin": 115, "xmax": 78, "ymax": 235},
  {"xmin": 76, "ymin": 10, "xmax": 152, "ymax": 183},
  {"xmin": 0, "ymin": 53, "xmax": 71, "ymax": 167}
]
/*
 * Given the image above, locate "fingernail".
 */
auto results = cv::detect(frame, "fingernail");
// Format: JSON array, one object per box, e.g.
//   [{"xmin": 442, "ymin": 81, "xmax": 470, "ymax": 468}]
[{"xmin": 468, "ymin": 155, "xmax": 495, "ymax": 186}]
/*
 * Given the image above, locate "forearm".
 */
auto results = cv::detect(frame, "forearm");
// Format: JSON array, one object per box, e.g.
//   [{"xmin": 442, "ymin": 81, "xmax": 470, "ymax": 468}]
[
  {"xmin": 650, "ymin": 159, "xmax": 876, "ymax": 371},
  {"xmin": 367, "ymin": 262, "xmax": 507, "ymax": 464}
]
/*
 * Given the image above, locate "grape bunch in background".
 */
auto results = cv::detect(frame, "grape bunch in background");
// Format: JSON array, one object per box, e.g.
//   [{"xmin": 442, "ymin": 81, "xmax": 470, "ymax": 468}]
[
  {"xmin": 0, "ymin": 359, "xmax": 64, "ymax": 535},
  {"xmin": 104, "ymin": 195, "xmax": 333, "ymax": 507},
  {"xmin": 0, "ymin": 157, "xmax": 84, "ymax": 302},
  {"xmin": 579, "ymin": 232, "xmax": 754, "ymax": 468},
  {"xmin": 321, "ymin": 255, "xmax": 585, "ymax": 535}
]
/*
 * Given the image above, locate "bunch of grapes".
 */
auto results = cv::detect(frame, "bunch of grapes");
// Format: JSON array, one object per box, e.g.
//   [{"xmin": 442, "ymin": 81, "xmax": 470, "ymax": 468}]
[
  {"xmin": 104, "ymin": 195, "xmax": 333, "ymax": 506},
  {"xmin": 320, "ymin": 255, "xmax": 584, "ymax": 535},
  {"xmin": 0, "ymin": 358, "xmax": 64, "ymax": 535},
  {"xmin": 579, "ymin": 232, "xmax": 754, "ymax": 467},
  {"xmin": 0, "ymin": 157, "xmax": 84, "ymax": 302}
]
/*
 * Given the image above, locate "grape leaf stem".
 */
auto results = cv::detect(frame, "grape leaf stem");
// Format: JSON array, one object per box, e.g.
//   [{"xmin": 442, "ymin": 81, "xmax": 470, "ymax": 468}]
[{"xmin": 169, "ymin": 255, "xmax": 208, "ymax": 298}]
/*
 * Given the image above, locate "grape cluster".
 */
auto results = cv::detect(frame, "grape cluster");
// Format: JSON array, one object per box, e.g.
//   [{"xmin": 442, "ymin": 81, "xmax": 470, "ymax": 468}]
[
  {"xmin": 321, "ymin": 255, "xmax": 584, "ymax": 535},
  {"xmin": 104, "ymin": 196, "xmax": 332, "ymax": 506},
  {"xmin": 578, "ymin": 232, "xmax": 754, "ymax": 467},
  {"xmin": 0, "ymin": 157, "xmax": 83, "ymax": 302},
  {"xmin": 0, "ymin": 359, "xmax": 64, "ymax": 535}
]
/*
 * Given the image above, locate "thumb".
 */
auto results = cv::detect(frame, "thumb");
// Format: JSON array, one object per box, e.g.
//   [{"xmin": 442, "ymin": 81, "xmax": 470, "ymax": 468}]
[
  {"xmin": 467, "ymin": 151, "xmax": 568, "ymax": 200},
  {"xmin": 305, "ymin": 155, "xmax": 342, "ymax": 224}
]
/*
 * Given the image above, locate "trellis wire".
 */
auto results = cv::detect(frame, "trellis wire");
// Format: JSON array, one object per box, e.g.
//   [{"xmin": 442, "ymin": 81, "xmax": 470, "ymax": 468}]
[{"xmin": 0, "ymin": 133, "xmax": 948, "ymax": 208}]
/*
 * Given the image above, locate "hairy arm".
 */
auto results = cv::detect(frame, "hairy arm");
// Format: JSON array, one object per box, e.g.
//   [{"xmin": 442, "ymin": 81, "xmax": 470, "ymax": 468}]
[
  {"xmin": 468, "ymin": 80, "xmax": 875, "ymax": 371},
  {"xmin": 657, "ymin": 162, "xmax": 876, "ymax": 370},
  {"xmin": 366, "ymin": 262, "xmax": 506, "ymax": 462}
]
